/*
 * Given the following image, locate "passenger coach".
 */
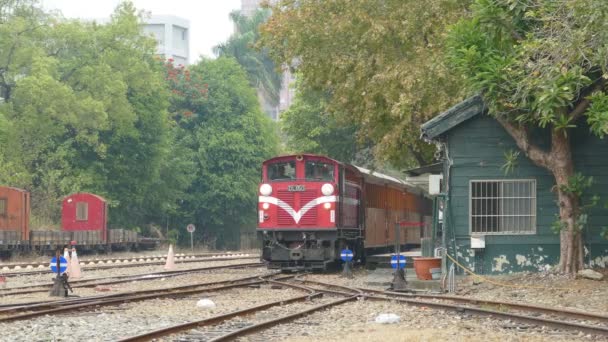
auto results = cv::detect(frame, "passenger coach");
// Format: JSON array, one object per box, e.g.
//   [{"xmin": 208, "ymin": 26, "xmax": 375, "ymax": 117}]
[{"xmin": 258, "ymin": 154, "xmax": 431, "ymax": 270}]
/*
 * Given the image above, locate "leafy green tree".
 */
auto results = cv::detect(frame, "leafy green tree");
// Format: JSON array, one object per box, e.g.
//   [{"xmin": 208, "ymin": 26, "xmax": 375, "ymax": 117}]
[
  {"xmin": 168, "ymin": 57, "xmax": 279, "ymax": 248},
  {"xmin": 215, "ymin": 9, "xmax": 282, "ymax": 106},
  {"xmin": 0, "ymin": 1, "xmax": 174, "ymax": 228},
  {"xmin": 260, "ymin": 0, "xmax": 470, "ymax": 167},
  {"xmin": 448, "ymin": 0, "xmax": 608, "ymax": 273},
  {"xmin": 280, "ymin": 84, "xmax": 364, "ymax": 163}
]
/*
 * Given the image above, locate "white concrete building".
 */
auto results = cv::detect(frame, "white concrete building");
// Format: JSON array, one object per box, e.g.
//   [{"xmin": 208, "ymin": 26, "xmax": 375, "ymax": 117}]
[{"xmin": 143, "ymin": 15, "xmax": 190, "ymax": 66}]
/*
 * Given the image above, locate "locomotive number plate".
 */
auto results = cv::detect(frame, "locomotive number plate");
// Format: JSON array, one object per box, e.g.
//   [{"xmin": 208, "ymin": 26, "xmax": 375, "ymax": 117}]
[{"xmin": 287, "ymin": 185, "xmax": 305, "ymax": 192}]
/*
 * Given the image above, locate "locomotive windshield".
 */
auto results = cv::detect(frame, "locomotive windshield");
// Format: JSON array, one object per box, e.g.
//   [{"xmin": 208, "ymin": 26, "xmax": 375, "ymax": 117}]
[
  {"xmin": 305, "ymin": 161, "xmax": 334, "ymax": 181},
  {"xmin": 267, "ymin": 160, "xmax": 296, "ymax": 181}
]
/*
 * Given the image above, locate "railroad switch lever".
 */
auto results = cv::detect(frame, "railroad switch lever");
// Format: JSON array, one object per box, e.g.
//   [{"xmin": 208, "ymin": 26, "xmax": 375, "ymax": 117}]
[
  {"xmin": 391, "ymin": 268, "xmax": 407, "ymax": 291},
  {"xmin": 61, "ymin": 273, "xmax": 73, "ymax": 296}
]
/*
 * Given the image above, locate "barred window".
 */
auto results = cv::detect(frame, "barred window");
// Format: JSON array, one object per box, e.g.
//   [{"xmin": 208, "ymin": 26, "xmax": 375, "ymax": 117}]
[
  {"xmin": 76, "ymin": 202, "xmax": 88, "ymax": 221},
  {"xmin": 0, "ymin": 198, "xmax": 6, "ymax": 216},
  {"xmin": 470, "ymin": 180, "xmax": 536, "ymax": 234}
]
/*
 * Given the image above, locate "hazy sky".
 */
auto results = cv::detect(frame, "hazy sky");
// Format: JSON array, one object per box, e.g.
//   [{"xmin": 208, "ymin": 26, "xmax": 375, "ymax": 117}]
[{"xmin": 41, "ymin": 0, "xmax": 242, "ymax": 63}]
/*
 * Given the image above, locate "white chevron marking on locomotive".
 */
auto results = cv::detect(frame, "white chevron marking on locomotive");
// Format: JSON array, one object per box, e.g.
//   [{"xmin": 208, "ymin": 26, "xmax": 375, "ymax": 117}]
[{"xmin": 259, "ymin": 195, "xmax": 338, "ymax": 224}]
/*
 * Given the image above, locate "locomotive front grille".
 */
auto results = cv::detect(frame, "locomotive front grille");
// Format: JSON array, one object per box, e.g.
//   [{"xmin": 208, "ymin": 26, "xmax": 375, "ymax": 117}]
[
  {"xmin": 276, "ymin": 190, "xmax": 318, "ymax": 226},
  {"xmin": 299, "ymin": 190, "xmax": 317, "ymax": 225},
  {"xmin": 277, "ymin": 191, "xmax": 294, "ymax": 225}
]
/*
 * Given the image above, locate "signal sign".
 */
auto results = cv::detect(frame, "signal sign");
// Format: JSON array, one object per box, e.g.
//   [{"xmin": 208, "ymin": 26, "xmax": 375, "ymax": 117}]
[
  {"xmin": 390, "ymin": 254, "xmax": 406, "ymax": 269},
  {"xmin": 186, "ymin": 224, "xmax": 196, "ymax": 233},
  {"xmin": 340, "ymin": 249, "xmax": 353, "ymax": 262},
  {"xmin": 50, "ymin": 256, "xmax": 68, "ymax": 274}
]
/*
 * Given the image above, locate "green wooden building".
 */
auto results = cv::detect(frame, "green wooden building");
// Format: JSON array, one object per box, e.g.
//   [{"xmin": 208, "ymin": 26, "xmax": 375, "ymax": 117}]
[{"xmin": 421, "ymin": 96, "xmax": 608, "ymax": 274}]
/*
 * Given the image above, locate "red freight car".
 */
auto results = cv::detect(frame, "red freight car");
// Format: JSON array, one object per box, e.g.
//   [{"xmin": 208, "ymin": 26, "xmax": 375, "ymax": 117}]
[
  {"xmin": 257, "ymin": 154, "xmax": 431, "ymax": 270},
  {"xmin": 0, "ymin": 186, "xmax": 30, "ymax": 248},
  {"xmin": 61, "ymin": 193, "xmax": 108, "ymax": 245}
]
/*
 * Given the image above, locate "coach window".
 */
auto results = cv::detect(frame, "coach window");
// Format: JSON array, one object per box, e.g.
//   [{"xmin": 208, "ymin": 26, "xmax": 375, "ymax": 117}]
[
  {"xmin": 305, "ymin": 161, "xmax": 334, "ymax": 181},
  {"xmin": 0, "ymin": 198, "xmax": 6, "ymax": 217},
  {"xmin": 268, "ymin": 161, "xmax": 296, "ymax": 181},
  {"xmin": 76, "ymin": 202, "xmax": 89, "ymax": 221}
]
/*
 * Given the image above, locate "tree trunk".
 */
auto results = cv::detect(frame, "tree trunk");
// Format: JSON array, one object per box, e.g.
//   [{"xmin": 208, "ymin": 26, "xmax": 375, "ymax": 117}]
[
  {"xmin": 496, "ymin": 117, "xmax": 584, "ymax": 275},
  {"xmin": 551, "ymin": 131, "xmax": 584, "ymax": 274}
]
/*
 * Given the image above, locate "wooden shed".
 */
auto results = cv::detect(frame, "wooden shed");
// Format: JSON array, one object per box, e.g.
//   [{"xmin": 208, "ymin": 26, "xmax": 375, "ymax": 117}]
[
  {"xmin": 421, "ymin": 96, "xmax": 608, "ymax": 273},
  {"xmin": 0, "ymin": 186, "xmax": 30, "ymax": 242},
  {"xmin": 61, "ymin": 193, "xmax": 108, "ymax": 242}
]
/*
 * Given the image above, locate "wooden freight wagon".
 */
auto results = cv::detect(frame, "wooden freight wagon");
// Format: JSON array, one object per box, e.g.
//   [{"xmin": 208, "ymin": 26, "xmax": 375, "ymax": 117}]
[
  {"xmin": 30, "ymin": 230, "xmax": 73, "ymax": 248},
  {"xmin": 357, "ymin": 167, "xmax": 432, "ymax": 251},
  {"xmin": 61, "ymin": 193, "xmax": 108, "ymax": 243},
  {"xmin": 0, "ymin": 186, "xmax": 30, "ymax": 244}
]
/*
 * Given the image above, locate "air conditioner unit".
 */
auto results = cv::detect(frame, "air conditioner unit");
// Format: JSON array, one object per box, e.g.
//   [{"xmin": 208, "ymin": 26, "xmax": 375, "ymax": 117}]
[{"xmin": 429, "ymin": 175, "xmax": 443, "ymax": 195}]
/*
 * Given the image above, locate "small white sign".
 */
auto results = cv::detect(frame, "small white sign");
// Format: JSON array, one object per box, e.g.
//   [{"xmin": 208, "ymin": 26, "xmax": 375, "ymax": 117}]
[
  {"xmin": 186, "ymin": 224, "xmax": 196, "ymax": 233},
  {"xmin": 471, "ymin": 235, "xmax": 485, "ymax": 249}
]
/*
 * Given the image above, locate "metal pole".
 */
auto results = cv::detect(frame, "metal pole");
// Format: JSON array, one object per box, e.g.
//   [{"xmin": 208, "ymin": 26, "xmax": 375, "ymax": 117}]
[
  {"xmin": 391, "ymin": 222, "xmax": 407, "ymax": 291},
  {"xmin": 441, "ymin": 195, "xmax": 448, "ymax": 281},
  {"xmin": 190, "ymin": 232, "xmax": 193, "ymax": 252},
  {"xmin": 394, "ymin": 222, "xmax": 400, "ymax": 256},
  {"xmin": 56, "ymin": 249, "xmax": 60, "ymax": 278}
]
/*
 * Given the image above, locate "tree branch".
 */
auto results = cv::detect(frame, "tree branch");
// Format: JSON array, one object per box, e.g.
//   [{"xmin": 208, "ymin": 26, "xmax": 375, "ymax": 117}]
[
  {"xmin": 569, "ymin": 79, "xmax": 605, "ymax": 123},
  {"xmin": 495, "ymin": 115, "xmax": 553, "ymax": 170},
  {"xmin": 407, "ymin": 145, "xmax": 427, "ymax": 166}
]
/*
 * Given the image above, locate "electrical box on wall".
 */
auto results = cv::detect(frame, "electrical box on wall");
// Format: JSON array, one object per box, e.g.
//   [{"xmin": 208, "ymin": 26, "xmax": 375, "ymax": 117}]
[
  {"xmin": 471, "ymin": 235, "xmax": 485, "ymax": 249},
  {"xmin": 429, "ymin": 175, "xmax": 443, "ymax": 195}
]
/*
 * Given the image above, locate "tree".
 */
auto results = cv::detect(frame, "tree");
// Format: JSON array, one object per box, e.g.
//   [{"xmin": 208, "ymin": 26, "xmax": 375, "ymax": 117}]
[
  {"xmin": 214, "ymin": 9, "xmax": 282, "ymax": 106},
  {"xmin": 260, "ymin": 0, "xmax": 470, "ymax": 167},
  {"xmin": 0, "ymin": 1, "xmax": 173, "ymax": 228},
  {"xmin": 169, "ymin": 57, "xmax": 279, "ymax": 248},
  {"xmin": 448, "ymin": 0, "xmax": 608, "ymax": 273},
  {"xmin": 280, "ymin": 83, "xmax": 364, "ymax": 163}
]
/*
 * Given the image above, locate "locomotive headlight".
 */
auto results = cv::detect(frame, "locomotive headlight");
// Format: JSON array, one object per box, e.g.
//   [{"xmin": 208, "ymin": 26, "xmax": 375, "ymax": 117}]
[
  {"xmin": 321, "ymin": 183, "xmax": 334, "ymax": 196},
  {"xmin": 260, "ymin": 183, "xmax": 272, "ymax": 196},
  {"xmin": 262, "ymin": 202, "xmax": 270, "ymax": 210},
  {"xmin": 323, "ymin": 202, "xmax": 332, "ymax": 210}
]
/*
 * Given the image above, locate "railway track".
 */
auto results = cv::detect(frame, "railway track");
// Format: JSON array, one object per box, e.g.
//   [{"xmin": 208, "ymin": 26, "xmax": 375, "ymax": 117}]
[
  {"xmin": 298, "ymin": 278, "xmax": 608, "ymax": 338},
  {"xmin": 1, "ymin": 273, "xmax": 605, "ymax": 340},
  {"xmin": 0, "ymin": 253, "xmax": 257, "ymax": 277},
  {"xmin": 0, "ymin": 251, "xmax": 251, "ymax": 269},
  {"xmin": 68, "ymin": 275, "xmax": 608, "ymax": 341},
  {"xmin": 119, "ymin": 278, "xmax": 356, "ymax": 341},
  {"xmin": 0, "ymin": 272, "xmax": 286, "ymax": 321},
  {"xmin": 0, "ymin": 252, "xmax": 240, "ymax": 270},
  {"xmin": 0, "ymin": 262, "xmax": 263, "ymax": 299}
]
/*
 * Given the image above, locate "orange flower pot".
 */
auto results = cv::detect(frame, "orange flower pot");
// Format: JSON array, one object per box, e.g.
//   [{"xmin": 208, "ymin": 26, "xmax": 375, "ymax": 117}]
[{"xmin": 413, "ymin": 257, "xmax": 442, "ymax": 280}]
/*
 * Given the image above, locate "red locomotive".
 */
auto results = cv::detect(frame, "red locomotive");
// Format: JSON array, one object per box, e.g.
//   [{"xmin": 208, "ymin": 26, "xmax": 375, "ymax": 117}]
[{"xmin": 257, "ymin": 154, "xmax": 431, "ymax": 270}]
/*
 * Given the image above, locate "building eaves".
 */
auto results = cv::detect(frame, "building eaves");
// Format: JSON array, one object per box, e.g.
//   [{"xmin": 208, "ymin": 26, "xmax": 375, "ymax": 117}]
[
  {"xmin": 420, "ymin": 95, "xmax": 486, "ymax": 141},
  {"xmin": 403, "ymin": 162, "xmax": 443, "ymax": 176}
]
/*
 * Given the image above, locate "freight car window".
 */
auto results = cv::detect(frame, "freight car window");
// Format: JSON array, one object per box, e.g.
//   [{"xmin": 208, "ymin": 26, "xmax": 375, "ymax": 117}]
[
  {"xmin": 268, "ymin": 161, "xmax": 296, "ymax": 181},
  {"xmin": 305, "ymin": 161, "xmax": 334, "ymax": 181},
  {"xmin": 76, "ymin": 202, "xmax": 88, "ymax": 221},
  {"xmin": 0, "ymin": 198, "xmax": 6, "ymax": 216}
]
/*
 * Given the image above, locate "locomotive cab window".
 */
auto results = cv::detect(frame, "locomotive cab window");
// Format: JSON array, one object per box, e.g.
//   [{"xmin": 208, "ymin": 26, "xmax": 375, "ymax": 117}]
[
  {"xmin": 268, "ymin": 161, "xmax": 296, "ymax": 181},
  {"xmin": 0, "ymin": 198, "xmax": 6, "ymax": 217},
  {"xmin": 305, "ymin": 161, "xmax": 334, "ymax": 181},
  {"xmin": 76, "ymin": 202, "xmax": 89, "ymax": 221}
]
